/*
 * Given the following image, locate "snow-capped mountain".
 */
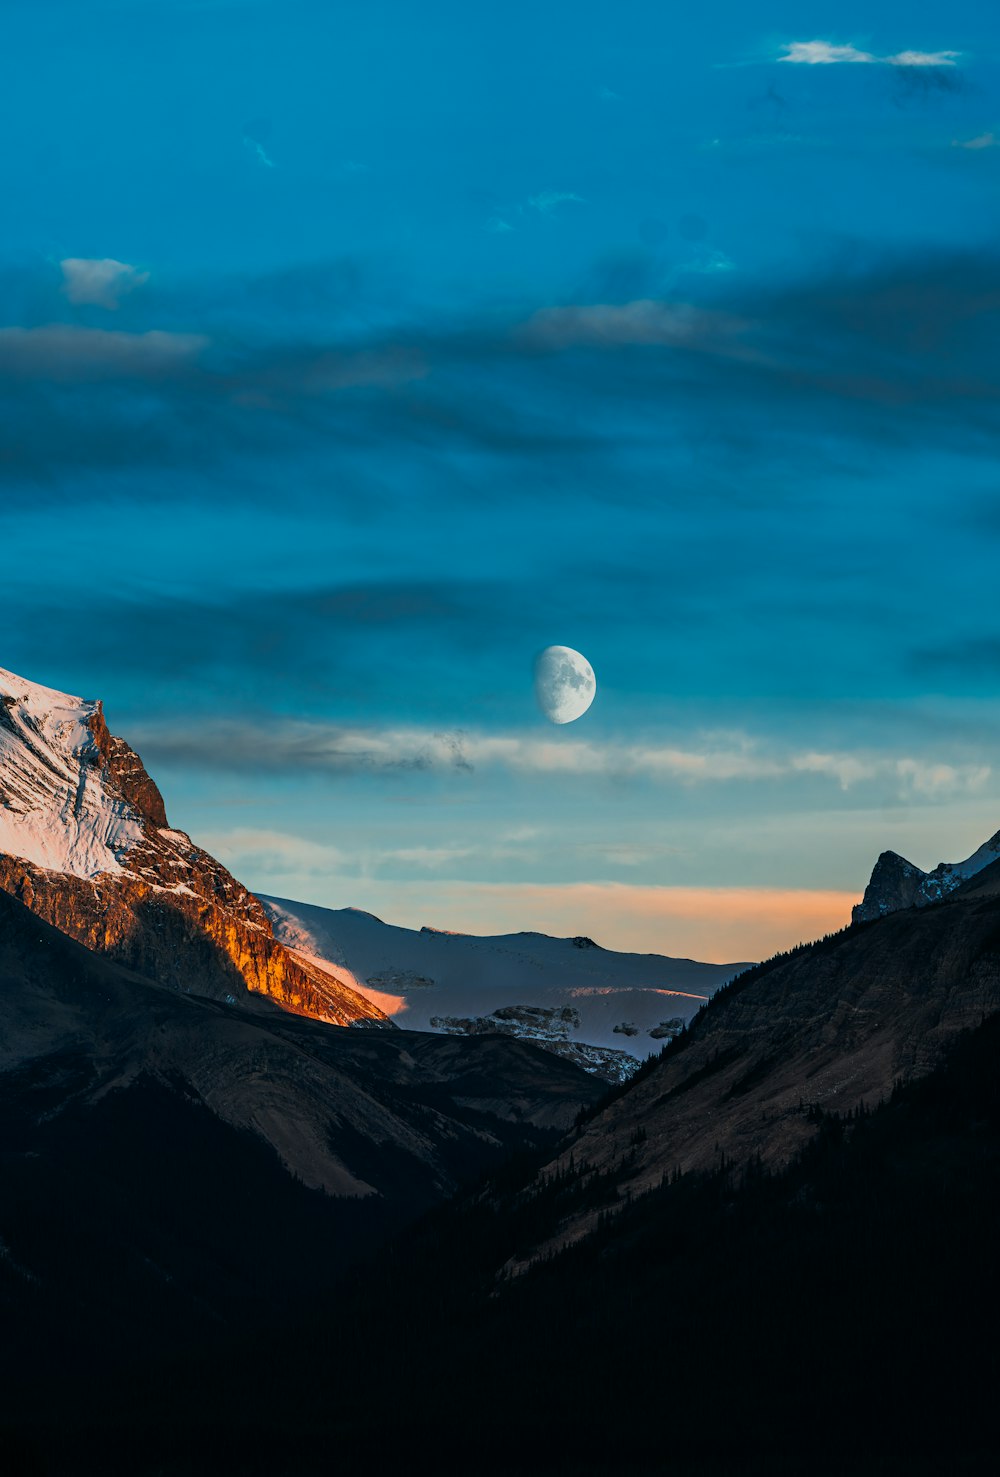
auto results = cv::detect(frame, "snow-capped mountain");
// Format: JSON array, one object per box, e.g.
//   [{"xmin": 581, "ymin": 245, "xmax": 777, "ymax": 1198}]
[
  {"xmin": 0, "ymin": 667, "xmax": 150, "ymax": 876},
  {"xmin": 0, "ymin": 661, "xmax": 751, "ymax": 1060},
  {"xmin": 0, "ymin": 665, "xmax": 387, "ymax": 1027},
  {"xmin": 853, "ymin": 828, "xmax": 1000, "ymax": 923},
  {"xmin": 260, "ymin": 893, "xmax": 751, "ymax": 1077}
]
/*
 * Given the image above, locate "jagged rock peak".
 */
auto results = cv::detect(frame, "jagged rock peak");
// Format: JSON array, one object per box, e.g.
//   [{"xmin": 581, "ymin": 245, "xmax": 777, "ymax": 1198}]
[
  {"xmin": 84, "ymin": 702, "xmax": 168, "ymax": 828},
  {"xmin": 853, "ymin": 829, "xmax": 1000, "ymax": 924},
  {"xmin": 852, "ymin": 850, "xmax": 926, "ymax": 923}
]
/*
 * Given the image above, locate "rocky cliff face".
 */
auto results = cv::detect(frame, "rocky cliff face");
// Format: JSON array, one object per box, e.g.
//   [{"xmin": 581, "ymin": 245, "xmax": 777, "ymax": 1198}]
[
  {"xmin": 853, "ymin": 828, "xmax": 1000, "ymax": 922},
  {"xmin": 0, "ymin": 665, "xmax": 387, "ymax": 1027},
  {"xmin": 851, "ymin": 849, "xmax": 926, "ymax": 920}
]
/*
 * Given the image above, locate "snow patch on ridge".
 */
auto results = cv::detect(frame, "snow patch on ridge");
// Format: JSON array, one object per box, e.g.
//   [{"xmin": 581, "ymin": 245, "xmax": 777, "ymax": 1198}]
[
  {"xmin": 0, "ymin": 666, "xmax": 144, "ymax": 878},
  {"xmin": 921, "ymin": 830, "xmax": 1000, "ymax": 899}
]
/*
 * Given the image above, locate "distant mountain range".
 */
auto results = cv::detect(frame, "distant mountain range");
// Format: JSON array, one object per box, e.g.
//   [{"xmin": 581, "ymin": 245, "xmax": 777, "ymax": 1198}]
[{"xmin": 260, "ymin": 894, "xmax": 750, "ymax": 1082}]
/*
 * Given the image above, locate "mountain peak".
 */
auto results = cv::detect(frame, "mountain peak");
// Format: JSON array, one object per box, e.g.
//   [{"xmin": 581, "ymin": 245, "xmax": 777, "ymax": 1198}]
[
  {"xmin": 0, "ymin": 662, "xmax": 387, "ymax": 1028},
  {"xmin": 0, "ymin": 664, "xmax": 156, "ymax": 878},
  {"xmin": 854, "ymin": 828, "xmax": 1000, "ymax": 923}
]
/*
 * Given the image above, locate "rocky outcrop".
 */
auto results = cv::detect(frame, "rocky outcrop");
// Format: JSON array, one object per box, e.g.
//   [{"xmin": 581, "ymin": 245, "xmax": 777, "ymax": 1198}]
[
  {"xmin": 0, "ymin": 665, "xmax": 388, "ymax": 1028},
  {"xmin": 84, "ymin": 702, "xmax": 169, "ymax": 828},
  {"xmin": 853, "ymin": 829, "xmax": 1000, "ymax": 923},
  {"xmin": 852, "ymin": 849, "xmax": 927, "ymax": 921},
  {"xmin": 0, "ymin": 850, "xmax": 387, "ymax": 1026}
]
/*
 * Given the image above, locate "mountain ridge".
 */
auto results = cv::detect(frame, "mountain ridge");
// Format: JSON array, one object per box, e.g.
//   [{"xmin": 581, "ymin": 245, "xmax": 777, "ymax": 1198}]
[{"xmin": 853, "ymin": 826, "xmax": 1000, "ymax": 922}]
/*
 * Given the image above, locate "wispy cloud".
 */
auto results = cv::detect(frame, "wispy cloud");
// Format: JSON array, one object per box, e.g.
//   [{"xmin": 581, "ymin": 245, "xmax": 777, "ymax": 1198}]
[
  {"xmin": 387, "ymin": 846, "xmax": 474, "ymax": 867},
  {"xmin": 199, "ymin": 828, "xmax": 349, "ymax": 871},
  {"xmin": 0, "ymin": 325, "xmax": 206, "ymax": 380},
  {"xmin": 198, "ymin": 829, "xmax": 472, "ymax": 876},
  {"xmin": 486, "ymin": 189, "xmax": 585, "ymax": 233},
  {"xmin": 780, "ymin": 41, "xmax": 877, "ymax": 65},
  {"xmin": 895, "ymin": 758, "xmax": 991, "ymax": 796},
  {"xmin": 889, "ymin": 50, "xmax": 960, "ymax": 68},
  {"xmin": 521, "ymin": 300, "xmax": 745, "ymax": 351},
  {"xmin": 526, "ymin": 190, "xmax": 585, "ymax": 214},
  {"xmin": 135, "ymin": 717, "xmax": 992, "ymax": 798},
  {"xmin": 779, "ymin": 40, "xmax": 959, "ymax": 68},
  {"xmin": 3, "ymin": 249, "xmax": 1000, "ymax": 485},
  {"xmin": 60, "ymin": 258, "xmax": 150, "ymax": 310},
  {"xmin": 0, "ymin": 320, "xmax": 419, "ymax": 399},
  {"xmin": 682, "ymin": 250, "xmax": 736, "ymax": 276},
  {"xmin": 241, "ymin": 117, "xmax": 275, "ymax": 168},
  {"xmin": 244, "ymin": 138, "xmax": 275, "ymax": 168},
  {"xmin": 953, "ymin": 132, "xmax": 996, "ymax": 151},
  {"xmin": 793, "ymin": 751, "xmax": 990, "ymax": 797}
]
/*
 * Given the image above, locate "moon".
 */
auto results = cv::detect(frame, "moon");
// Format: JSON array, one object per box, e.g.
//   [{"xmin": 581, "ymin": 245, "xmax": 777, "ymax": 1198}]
[{"xmin": 534, "ymin": 646, "xmax": 597, "ymax": 725}]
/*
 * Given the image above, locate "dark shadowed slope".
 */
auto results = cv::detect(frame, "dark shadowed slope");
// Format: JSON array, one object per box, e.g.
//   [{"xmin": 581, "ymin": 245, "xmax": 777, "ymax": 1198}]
[
  {"xmin": 0, "ymin": 888, "xmax": 603, "ymax": 1393},
  {"xmin": 9, "ymin": 954, "xmax": 999, "ymax": 1477},
  {"xmin": 502, "ymin": 858, "xmax": 1000, "ymax": 1267}
]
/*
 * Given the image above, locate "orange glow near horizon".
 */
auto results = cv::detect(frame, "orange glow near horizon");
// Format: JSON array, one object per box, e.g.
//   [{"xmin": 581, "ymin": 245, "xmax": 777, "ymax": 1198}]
[{"xmin": 301, "ymin": 881, "xmax": 861, "ymax": 965}]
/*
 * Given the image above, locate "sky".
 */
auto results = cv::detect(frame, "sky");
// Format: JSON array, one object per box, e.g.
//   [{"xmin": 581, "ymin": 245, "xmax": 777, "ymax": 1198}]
[{"xmin": 3, "ymin": 0, "xmax": 1000, "ymax": 960}]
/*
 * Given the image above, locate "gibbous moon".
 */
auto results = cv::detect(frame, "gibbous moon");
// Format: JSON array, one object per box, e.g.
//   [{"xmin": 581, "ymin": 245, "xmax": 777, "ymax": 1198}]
[{"xmin": 534, "ymin": 645, "xmax": 597, "ymax": 725}]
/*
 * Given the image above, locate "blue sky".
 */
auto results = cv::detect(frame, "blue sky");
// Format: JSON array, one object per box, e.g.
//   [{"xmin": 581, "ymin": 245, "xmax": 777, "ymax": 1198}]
[{"xmin": 3, "ymin": 0, "xmax": 1000, "ymax": 958}]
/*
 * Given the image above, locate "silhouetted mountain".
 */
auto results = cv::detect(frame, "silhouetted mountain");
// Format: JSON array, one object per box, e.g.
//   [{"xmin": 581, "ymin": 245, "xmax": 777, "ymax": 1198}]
[
  {"xmin": 853, "ymin": 826, "xmax": 1000, "ymax": 922},
  {"xmin": 7, "ymin": 941, "xmax": 998, "ymax": 1477},
  {"xmin": 276, "ymin": 1006, "xmax": 999, "ymax": 1477}
]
